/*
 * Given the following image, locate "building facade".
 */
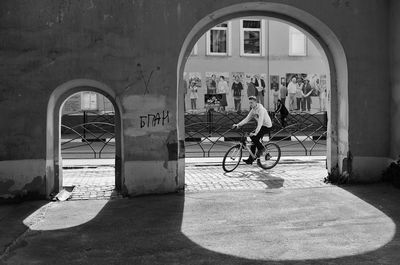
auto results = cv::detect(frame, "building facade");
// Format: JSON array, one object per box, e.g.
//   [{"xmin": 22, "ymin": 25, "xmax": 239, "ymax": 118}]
[
  {"xmin": 184, "ymin": 18, "xmax": 329, "ymax": 112},
  {"xmin": 0, "ymin": 0, "xmax": 398, "ymax": 199},
  {"xmin": 62, "ymin": 92, "xmax": 114, "ymax": 115}
]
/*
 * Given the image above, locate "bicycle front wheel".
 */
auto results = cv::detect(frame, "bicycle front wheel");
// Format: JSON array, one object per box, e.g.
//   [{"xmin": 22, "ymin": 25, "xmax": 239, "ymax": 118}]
[
  {"xmin": 222, "ymin": 144, "xmax": 243, "ymax": 172},
  {"xmin": 257, "ymin": 143, "xmax": 281, "ymax": 169}
]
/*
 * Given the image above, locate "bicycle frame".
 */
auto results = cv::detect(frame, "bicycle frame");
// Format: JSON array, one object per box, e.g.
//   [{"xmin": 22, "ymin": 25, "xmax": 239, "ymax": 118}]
[
  {"xmin": 238, "ymin": 135, "xmax": 259, "ymax": 160},
  {"xmin": 222, "ymin": 127, "xmax": 281, "ymax": 172}
]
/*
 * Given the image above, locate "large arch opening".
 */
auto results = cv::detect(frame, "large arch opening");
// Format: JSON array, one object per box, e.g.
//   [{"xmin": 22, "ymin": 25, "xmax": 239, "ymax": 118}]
[
  {"xmin": 177, "ymin": 3, "xmax": 349, "ymax": 189},
  {"xmin": 46, "ymin": 79, "xmax": 124, "ymax": 198}
]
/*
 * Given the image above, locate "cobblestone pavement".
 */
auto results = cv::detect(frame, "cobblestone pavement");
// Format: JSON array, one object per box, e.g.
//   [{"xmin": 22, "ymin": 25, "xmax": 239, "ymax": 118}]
[
  {"xmin": 185, "ymin": 161, "xmax": 331, "ymax": 192},
  {"xmin": 62, "ymin": 160, "xmax": 330, "ymax": 200},
  {"xmin": 62, "ymin": 167, "xmax": 121, "ymax": 200}
]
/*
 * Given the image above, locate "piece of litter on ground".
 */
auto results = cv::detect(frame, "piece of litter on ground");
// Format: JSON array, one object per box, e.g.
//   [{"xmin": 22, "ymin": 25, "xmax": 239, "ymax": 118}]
[{"xmin": 55, "ymin": 189, "xmax": 73, "ymax": 201}]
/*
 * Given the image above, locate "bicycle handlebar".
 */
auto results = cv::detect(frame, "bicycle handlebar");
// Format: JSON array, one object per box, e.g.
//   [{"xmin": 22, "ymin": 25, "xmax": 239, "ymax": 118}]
[{"xmin": 230, "ymin": 126, "xmax": 255, "ymax": 137}]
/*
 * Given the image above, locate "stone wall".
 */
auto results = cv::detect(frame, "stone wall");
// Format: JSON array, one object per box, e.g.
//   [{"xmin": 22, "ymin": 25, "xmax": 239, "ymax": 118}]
[
  {"xmin": 0, "ymin": 0, "xmax": 393, "ymax": 198},
  {"xmin": 390, "ymin": 0, "xmax": 400, "ymax": 161}
]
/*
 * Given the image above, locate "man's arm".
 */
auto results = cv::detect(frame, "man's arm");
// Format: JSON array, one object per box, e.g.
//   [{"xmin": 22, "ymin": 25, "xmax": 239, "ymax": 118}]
[{"xmin": 233, "ymin": 110, "xmax": 252, "ymax": 128}]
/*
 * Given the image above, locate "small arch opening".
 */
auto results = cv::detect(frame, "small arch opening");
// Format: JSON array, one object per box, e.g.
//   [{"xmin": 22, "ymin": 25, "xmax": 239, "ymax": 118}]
[
  {"xmin": 46, "ymin": 80, "xmax": 124, "ymax": 199},
  {"xmin": 60, "ymin": 91, "xmax": 119, "ymax": 200}
]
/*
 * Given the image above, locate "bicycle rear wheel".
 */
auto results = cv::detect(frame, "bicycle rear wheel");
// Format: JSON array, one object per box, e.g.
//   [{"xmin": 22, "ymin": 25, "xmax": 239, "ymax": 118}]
[
  {"xmin": 222, "ymin": 144, "xmax": 243, "ymax": 172},
  {"xmin": 257, "ymin": 142, "xmax": 281, "ymax": 169}
]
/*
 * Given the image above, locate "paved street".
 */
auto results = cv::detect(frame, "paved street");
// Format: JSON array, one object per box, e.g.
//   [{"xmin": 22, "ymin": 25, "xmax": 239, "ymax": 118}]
[
  {"xmin": 185, "ymin": 161, "xmax": 329, "ymax": 192},
  {"xmin": 63, "ymin": 167, "xmax": 121, "ymax": 200},
  {"xmin": 62, "ymin": 157, "xmax": 329, "ymax": 200}
]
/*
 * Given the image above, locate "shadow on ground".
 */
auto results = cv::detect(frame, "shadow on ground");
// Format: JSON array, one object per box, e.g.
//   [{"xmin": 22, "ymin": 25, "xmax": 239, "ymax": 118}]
[
  {"xmin": 1, "ymin": 183, "xmax": 400, "ymax": 264},
  {"xmin": 0, "ymin": 200, "xmax": 48, "ymax": 255},
  {"xmin": 224, "ymin": 170, "xmax": 285, "ymax": 189}
]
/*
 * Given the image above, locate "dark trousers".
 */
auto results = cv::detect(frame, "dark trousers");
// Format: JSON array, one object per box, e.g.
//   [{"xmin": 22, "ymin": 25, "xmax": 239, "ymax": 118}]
[
  {"xmin": 234, "ymin": 98, "xmax": 241, "ymax": 112},
  {"xmin": 248, "ymin": 126, "xmax": 271, "ymax": 161},
  {"xmin": 296, "ymin": 98, "xmax": 302, "ymax": 110},
  {"xmin": 302, "ymin": 97, "xmax": 311, "ymax": 111}
]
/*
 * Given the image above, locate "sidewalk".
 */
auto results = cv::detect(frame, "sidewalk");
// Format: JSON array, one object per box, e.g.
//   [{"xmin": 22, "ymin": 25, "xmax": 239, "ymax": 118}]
[{"xmin": 61, "ymin": 156, "xmax": 328, "ymax": 200}]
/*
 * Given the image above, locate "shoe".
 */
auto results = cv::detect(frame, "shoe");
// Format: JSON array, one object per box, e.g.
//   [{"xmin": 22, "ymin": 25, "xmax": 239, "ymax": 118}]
[{"xmin": 243, "ymin": 158, "xmax": 253, "ymax": 165}]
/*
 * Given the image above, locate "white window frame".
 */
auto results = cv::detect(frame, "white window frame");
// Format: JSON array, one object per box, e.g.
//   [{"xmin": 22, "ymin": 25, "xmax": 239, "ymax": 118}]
[
  {"xmin": 289, "ymin": 26, "xmax": 307, "ymax": 56},
  {"xmin": 240, "ymin": 19, "xmax": 265, "ymax": 57},
  {"xmin": 206, "ymin": 22, "xmax": 231, "ymax": 56}
]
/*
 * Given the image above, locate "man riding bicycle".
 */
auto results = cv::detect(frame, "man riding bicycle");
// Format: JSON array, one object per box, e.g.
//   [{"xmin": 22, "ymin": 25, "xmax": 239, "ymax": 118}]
[{"xmin": 232, "ymin": 96, "xmax": 273, "ymax": 164}]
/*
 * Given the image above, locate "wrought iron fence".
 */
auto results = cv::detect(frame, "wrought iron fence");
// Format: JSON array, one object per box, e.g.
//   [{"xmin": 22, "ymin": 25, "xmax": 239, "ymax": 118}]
[
  {"xmin": 184, "ymin": 110, "xmax": 327, "ymax": 157},
  {"xmin": 61, "ymin": 111, "xmax": 115, "ymax": 159},
  {"xmin": 60, "ymin": 109, "xmax": 327, "ymax": 159}
]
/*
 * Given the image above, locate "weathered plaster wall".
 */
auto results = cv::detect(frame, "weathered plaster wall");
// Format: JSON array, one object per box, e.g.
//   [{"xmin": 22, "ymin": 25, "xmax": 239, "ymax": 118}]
[
  {"xmin": 390, "ymin": 0, "xmax": 400, "ymax": 161},
  {"xmin": 0, "ymin": 160, "xmax": 45, "ymax": 199},
  {"xmin": 0, "ymin": 0, "xmax": 392, "ymax": 197}
]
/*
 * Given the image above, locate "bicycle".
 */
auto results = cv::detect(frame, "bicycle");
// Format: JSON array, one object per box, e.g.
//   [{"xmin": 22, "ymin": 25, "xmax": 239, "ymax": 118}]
[{"xmin": 222, "ymin": 129, "xmax": 281, "ymax": 172}]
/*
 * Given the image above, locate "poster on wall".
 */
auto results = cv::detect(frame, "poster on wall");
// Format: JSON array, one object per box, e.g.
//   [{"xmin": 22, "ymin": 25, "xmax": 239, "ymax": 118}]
[
  {"xmin": 242, "ymin": 73, "xmax": 267, "ymax": 109},
  {"xmin": 230, "ymin": 72, "xmax": 245, "ymax": 112},
  {"xmin": 285, "ymin": 73, "xmax": 329, "ymax": 113},
  {"xmin": 285, "ymin": 73, "xmax": 307, "ymax": 85},
  {"xmin": 270, "ymin": 75, "xmax": 279, "ymax": 90},
  {"xmin": 205, "ymin": 72, "xmax": 230, "ymax": 111},
  {"xmin": 307, "ymin": 73, "xmax": 328, "ymax": 112},
  {"xmin": 188, "ymin": 72, "xmax": 202, "ymax": 89},
  {"xmin": 186, "ymin": 72, "xmax": 203, "ymax": 113},
  {"xmin": 319, "ymin": 74, "xmax": 328, "ymax": 112}
]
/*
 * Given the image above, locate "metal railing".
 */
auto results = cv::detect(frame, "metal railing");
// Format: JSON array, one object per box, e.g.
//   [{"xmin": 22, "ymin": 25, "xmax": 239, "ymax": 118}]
[
  {"xmin": 60, "ymin": 109, "xmax": 327, "ymax": 159},
  {"xmin": 61, "ymin": 111, "xmax": 115, "ymax": 159},
  {"xmin": 184, "ymin": 110, "xmax": 327, "ymax": 157}
]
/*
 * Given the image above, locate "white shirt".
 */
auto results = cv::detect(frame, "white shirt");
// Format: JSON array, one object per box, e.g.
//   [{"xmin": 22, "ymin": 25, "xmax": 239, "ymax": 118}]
[
  {"xmin": 217, "ymin": 80, "xmax": 228, "ymax": 94},
  {"xmin": 287, "ymin": 82, "xmax": 297, "ymax": 94},
  {"xmin": 238, "ymin": 103, "xmax": 272, "ymax": 134}
]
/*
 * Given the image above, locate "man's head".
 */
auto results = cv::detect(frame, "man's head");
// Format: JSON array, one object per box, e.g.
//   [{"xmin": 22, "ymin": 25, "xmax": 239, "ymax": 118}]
[
  {"xmin": 291, "ymin": 77, "xmax": 296, "ymax": 83},
  {"xmin": 248, "ymin": 96, "xmax": 257, "ymax": 109}
]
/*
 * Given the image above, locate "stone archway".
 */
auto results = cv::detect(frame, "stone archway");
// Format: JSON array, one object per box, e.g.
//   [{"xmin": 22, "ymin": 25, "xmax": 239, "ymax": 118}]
[
  {"xmin": 46, "ymin": 79, "xmax": 124, "ymax": 197},
  {"xmin": 177, "ymin": 2, "xmax": 349, "ymax": 180}
]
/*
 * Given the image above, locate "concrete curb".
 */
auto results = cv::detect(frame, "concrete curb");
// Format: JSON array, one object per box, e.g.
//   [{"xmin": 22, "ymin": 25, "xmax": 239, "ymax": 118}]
[{"xmin": 62, "ymin": 156, "xmax": 326, "ymax": 167}]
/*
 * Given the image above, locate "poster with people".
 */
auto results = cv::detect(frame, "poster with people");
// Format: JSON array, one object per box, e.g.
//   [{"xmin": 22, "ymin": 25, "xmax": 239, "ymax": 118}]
[
  {"xmin": 230, "ymin": 72, "xmax": 245, "ymax": 112},
  {"xmin": 285, "ymin": 73, "xmax": 328, "ymax": 113},
  {"xmin": 187, "ymin": 72, "xmax": 202, "ymax": 113},
  {"xmin": 269, "ymin": 75, "xmax": 280, "ymax": 111},
  {"xmin": 205, "ymin": 72, "xmax": 230, "ymax": 111},
  {"xmin": 205, "ymin": 72, "xmax": 217, "ymax": 95},
  {"xmin": 243, "ymin": 73, "xmax": 267, "ymax": 110},
  {"xmin": 318, "ymin": 74, "xmax": 328, "ymax": 112},
  {"xmin": 306, "ymin": 73, "xmax": 328, "ymax": 112}
]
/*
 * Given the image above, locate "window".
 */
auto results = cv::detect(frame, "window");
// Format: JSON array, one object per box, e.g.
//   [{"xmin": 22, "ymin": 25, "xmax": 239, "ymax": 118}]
[
  {"xmin": 206, "ymin": 22, "xmax": 231, "ymax": 56},
  {"xmin": 81, "ymin": 92, "xmax": 98, "ymax": 110},
  {"xmin": 289, "ymin": 26, "xmax": 307, "ymax": 56},
  {"xmin": 240, "ymin": 19, "xmax": 265, "ymax": 56}
]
